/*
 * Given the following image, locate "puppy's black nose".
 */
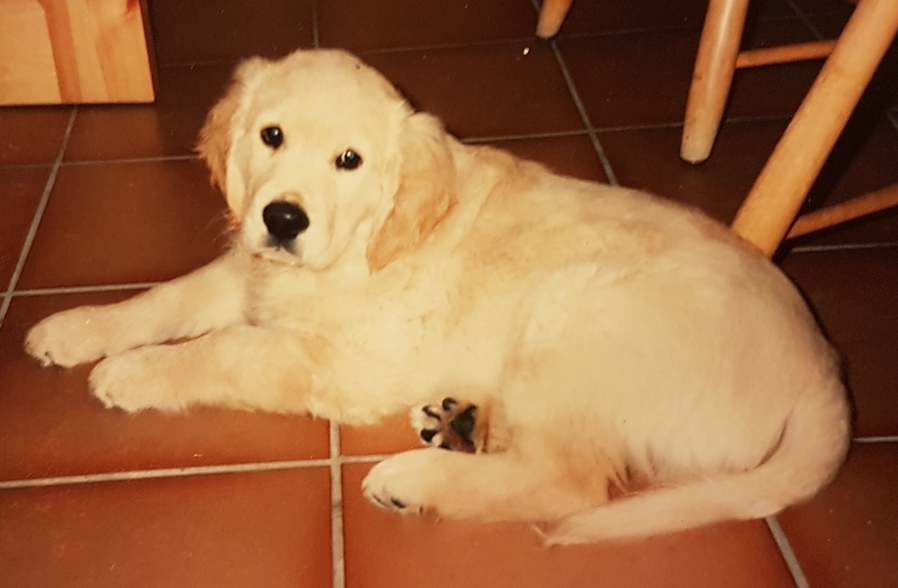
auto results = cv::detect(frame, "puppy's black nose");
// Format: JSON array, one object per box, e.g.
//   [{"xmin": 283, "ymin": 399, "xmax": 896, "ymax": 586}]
[{"xmin": 263, "ymin": 201, "xmax": 309, "ymax": 242}]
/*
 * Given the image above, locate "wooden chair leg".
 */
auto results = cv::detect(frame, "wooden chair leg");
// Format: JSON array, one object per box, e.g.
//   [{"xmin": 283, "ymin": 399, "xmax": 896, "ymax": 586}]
[
  {"xmin": 536, "ymin": 0, "xmax": 574, "ymax": 39},
  {"xmin": 731, "ymin": 0, "xmax": 898, "ymax": 257},
  {"xmin": 736, "ymin": 40, "xmax": 836, "ymax": 68},
  {"xmin": 787, "ymin": 183, "xmax": 898, "ymax": 239},
  {"xmin": 680, "ymin": 0, "xmax": 750, "ymax": 164}
]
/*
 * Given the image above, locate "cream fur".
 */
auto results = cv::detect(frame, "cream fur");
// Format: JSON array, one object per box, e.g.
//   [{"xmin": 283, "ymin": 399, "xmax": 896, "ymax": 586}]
[{"xmin": 25, "ymin": 48, "xmax": 851, "ymax": 544}]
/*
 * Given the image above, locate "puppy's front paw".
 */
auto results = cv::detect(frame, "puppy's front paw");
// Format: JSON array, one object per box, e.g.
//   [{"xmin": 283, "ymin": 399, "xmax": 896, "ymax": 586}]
[
  {"xmin": 25, "ymin": 307, "xmax": 115, "ymax": 367},
  {"xmin": 89, "ymin": 347, "xmax": 184, "ymax": 413},
  {"xmin": 362, "ymin": 450, "xmax": 441, "ymax": 516},
  {"xmin": 412, "ymin": 397, "xmax": 481, "ymax": 453}
]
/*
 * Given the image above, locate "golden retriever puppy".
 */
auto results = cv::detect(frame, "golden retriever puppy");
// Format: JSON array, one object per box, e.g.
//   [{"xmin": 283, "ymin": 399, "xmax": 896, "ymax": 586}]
[{"xmin": 25, "ymin": 49, "xmax": 850, "ymax": 544}]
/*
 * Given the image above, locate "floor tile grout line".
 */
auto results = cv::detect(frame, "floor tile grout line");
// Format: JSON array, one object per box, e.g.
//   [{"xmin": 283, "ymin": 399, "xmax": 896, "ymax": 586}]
[
  {"xmin": 790, "ymin": 242, "xmax": 898, "ymax": 254},
  {"xmin": 548, "ymin": 41, "xmax": 620, "ymax": 185},
  {"xmin": 0, "ymin": 154, "xmax": 201, "ymax": 172},
  {"xmin": 594, "ymin": 113, "xmax": 794, "ymax": 134},
  {"xmin": 60, "ymin": 154, "xmax": 199, "ymax": 167},
  {"xmin": 465, "ymin": 113, "xmax": 793, "ymax": 143},
  {"xmin": 10, "ymin": 282, "xmax": 161, "ymax": 298},
  {"xmin": 156, "ymin": 58, "xmax": 247, "ymax": 70},
  {"xmin": 537, "ymin": 24, "xmax": 707, "ymax": 43},
  {"xmin": 0, "ymin": 107, "xmax": 78, "ymax": 328},
  {"xmin": 766, "ymin": 516, "xmax": 812, "ymax": 588},
  {"xmin": 354, "ymin": 36, "xmax": 544, "ymax": 58},
  {"xmin": 0, "ymin": 459, "xmax": 332, "ymax": 490},
  {"xmin": 785, "ymin": 0, "xmax": 826, "ymax": 41},
  {"xmin": 0, "ymin": 161, "xmax": 65, "ymax": 172},
  {"xmin": 552, "ymin": 9, "xmax": 805, "ymax": 43},
  {"xmin": 462, "ymin": 129, "xmax": 590, "ymax": 144},
  {"xmin": 887, "ymin": 110, "xmax": 898, "ymax": 133},
  {"xmin": 330, "ymin": 421, "xmax": 346, "ymax": 588},
  {"xmin": 0, "ymin": 453, "xmax": 390, "ymax": 491},
  {"xmin": 340, "ymin": 453, "xmax": 391, "ymax": 464}
]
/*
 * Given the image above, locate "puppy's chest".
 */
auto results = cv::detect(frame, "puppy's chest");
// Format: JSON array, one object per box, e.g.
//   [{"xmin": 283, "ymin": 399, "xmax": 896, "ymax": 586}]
[{"xmin": 244, "ymin": 262, "xmax": 450, "ymax": 348}]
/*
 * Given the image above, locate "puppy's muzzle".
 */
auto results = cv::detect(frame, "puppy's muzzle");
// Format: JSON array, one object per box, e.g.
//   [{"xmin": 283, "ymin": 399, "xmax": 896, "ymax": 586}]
[{"xmin": 263, "ymin": 200, "xmax": 310, "ymax": 248}]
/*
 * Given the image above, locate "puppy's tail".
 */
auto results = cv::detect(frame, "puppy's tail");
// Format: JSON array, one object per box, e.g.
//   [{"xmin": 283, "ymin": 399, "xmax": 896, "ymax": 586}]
[{"xmin": 542, "ymin": 381, "xmax": 851, "ymax": 545}]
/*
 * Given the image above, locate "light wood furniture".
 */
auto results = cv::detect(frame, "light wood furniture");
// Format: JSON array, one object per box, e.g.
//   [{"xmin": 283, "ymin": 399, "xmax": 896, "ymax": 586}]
[
  {"xmin": 0, "ymin": 0, "xmax": 155, "ymax": 105},
  {"xmin": 537, "ymin": 0, "xmax": 574, "ymax": 38},
  {"xmin": 683, "ymin": 0, "xmax": 898, "ymax": 256},
  {"xmin": 534, "ymin": 0, "xmax": 898, "ymax": 256}
]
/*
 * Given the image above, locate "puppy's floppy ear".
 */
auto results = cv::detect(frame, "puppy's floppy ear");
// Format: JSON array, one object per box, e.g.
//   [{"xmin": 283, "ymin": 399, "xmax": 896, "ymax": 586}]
[
  {"xmin": 196, "ymin": 57, "xmax": 268, "ymax": 212},
  {"xmin": 366, "ymin": 112, "xmax": 457, "ymax": 271}
]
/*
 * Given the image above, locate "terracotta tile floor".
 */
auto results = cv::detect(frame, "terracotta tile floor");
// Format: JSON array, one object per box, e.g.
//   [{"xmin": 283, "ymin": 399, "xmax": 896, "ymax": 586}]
[{"xmin": 1, "ymin": 0, "xmax": 897, "ymax": 586}]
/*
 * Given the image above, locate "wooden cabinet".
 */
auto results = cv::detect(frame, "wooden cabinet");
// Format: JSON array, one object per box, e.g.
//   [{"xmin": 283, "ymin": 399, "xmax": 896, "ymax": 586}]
[{"xmin": 0, "ymin": 0, "xmax": 155, "ymax": 105}]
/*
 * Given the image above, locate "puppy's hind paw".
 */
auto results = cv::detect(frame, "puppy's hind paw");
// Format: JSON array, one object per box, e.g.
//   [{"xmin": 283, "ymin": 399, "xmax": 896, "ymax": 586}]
[{"xmin": 411, "ymin": 397, "xmax": 482, "ymax": 453}]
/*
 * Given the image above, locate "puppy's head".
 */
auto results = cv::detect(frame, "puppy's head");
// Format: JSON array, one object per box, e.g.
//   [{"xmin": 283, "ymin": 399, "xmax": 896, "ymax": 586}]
[{"xmin": 197, "ymin": 49, "xmax": 456, "ymax": 272}]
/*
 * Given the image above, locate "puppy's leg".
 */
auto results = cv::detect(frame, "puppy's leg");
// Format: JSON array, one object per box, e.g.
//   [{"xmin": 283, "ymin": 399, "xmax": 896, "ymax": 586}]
[
  {"xmin": 89, "ymin": 324, "xmax": 317, "ymax": 413},
  {"xmin": 25, "ymin": 252, "xmax": 247, "ymax": 367},
  {"xmin": 363, "ymin": 445, "xmax": 611, "ymax": 523}
]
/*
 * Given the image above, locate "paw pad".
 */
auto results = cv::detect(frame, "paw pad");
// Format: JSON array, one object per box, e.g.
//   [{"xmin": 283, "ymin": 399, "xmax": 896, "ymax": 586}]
[{"xmin": 412, "ymin": 397, "xmax": 481, "ymax": 453}]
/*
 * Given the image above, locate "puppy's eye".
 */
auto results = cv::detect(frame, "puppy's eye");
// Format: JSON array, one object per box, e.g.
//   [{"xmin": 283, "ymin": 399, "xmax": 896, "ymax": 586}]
[
  {"xmin": 336, "ymin": 149, "xmax": 363, "ymax": 170},
  {"xmin": 260, "ymin": 126, "xmax": 284, "ymax": 149}
]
